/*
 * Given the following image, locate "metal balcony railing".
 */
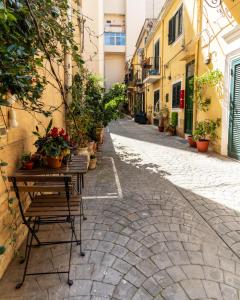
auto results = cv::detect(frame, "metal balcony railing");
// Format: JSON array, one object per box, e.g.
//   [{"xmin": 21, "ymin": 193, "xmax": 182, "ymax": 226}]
[
  {"xmin": 142, "ymin": 57, "xmax": 161, "ymax": 81},
  {"xmin": 104, "ymin": 32, "xmax": 126, "ymax": 46}
]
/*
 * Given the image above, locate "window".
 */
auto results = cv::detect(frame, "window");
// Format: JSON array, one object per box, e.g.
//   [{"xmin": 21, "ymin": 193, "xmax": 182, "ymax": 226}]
[
  {"xmin": 154, "ymin": 39, "xmax": 160, "ymax": 72},
  {"xmin": 154, "ymin": 90, "xmax": 160, "ymax": 112},
  {"xmin": 168, "ymin": 5, "xmax": 183, "ymax": 45},
  {"xmin": 104, "ymin": 32, "xmax": 126, "ymax": 46},
  {"xmin": 172, "ymin": 81, "xmax": 181, "ymax": 108}
]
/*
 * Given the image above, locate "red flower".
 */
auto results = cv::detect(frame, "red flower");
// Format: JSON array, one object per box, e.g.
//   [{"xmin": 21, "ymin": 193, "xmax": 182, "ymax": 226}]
[
  {"xmin": 50, "ymin": 127, "xmax": 58, "ymax": 138},
  {"xmin": 59, "ymin": 128, "xmax": 65, "ymax": 136},
  {"xmin": 63, "ymin": 134, "xmax": 69, "ymax": 141}
]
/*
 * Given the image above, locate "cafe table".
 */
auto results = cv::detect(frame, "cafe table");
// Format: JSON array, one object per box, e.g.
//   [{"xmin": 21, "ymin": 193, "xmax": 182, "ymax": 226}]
[{"xmin": 14, "ymin": 155, "xmax": 88, "ymax": 194}]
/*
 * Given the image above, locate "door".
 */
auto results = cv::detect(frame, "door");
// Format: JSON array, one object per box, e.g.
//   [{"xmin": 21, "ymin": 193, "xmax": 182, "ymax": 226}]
[
  {"xmin": 229, "ymin": 58, "xmax": 240, "ymax": 160},
  {"xmin": 153, "ymin": 90, "xmax": 160, "ymax": 126},
  {"xmin": 184, "ymin": 61, "xmax": 195, "ymax": 134}
]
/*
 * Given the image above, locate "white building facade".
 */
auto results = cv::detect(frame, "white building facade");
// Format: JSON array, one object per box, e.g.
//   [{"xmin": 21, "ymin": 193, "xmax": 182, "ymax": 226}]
[{"xmin": 81, "ymin": 0, "xmax": 165, "ymax": 89}]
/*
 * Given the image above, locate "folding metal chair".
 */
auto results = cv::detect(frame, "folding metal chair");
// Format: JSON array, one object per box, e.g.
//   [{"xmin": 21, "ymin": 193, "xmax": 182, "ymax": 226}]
[{"xmin": 10, "ymin": 175, "xmax": 85, "ymax": 289}]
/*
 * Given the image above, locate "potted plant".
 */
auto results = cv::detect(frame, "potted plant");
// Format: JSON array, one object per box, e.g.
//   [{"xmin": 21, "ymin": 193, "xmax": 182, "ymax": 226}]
[
  {"xmin": 193, "ymin": 119, "xmax": 221, "ymax": 152},
  {"xmin": 89, "ymin": 154, "xmax": 97, "ymax": 170},
  {"xmin": 187, "ymin": 135, "xmax": 197, "ymax": 148},
  {"xmin": 21, "ymin": 152, "xmax": 34, "ymax": 170},
  {"xmin": 167, "ymin": 112, "xmax": 178, "ymax": 136},
  {"xmin": 158, "ymin": 106, "xmax": 169, "ymax": 132},
  {"xmin": 33, "ymin": 123, "xmax": 70, "ymax": 169},
  {"xmin": 96, "ymin": 124, "xmax": 104, "ymax": 144}
]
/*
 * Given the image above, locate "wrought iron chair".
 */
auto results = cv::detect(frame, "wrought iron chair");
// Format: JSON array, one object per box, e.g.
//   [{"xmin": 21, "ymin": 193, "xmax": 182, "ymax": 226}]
[{"xmin": 10, "ymin": 175, "xmax": 85, "ymax": 289}]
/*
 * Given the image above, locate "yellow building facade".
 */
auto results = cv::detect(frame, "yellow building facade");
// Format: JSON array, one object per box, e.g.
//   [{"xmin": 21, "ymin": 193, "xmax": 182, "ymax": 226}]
[
  {"xmin": 0, "ymin": 2, "xmax": 84, "ymax": 278},
  {"xmin": 127, "ymin": 0, "xmax": 240, "ymax": 157}
]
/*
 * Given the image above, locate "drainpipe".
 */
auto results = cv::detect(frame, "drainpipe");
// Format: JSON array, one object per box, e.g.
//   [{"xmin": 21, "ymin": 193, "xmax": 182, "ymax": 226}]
[
  {"xmin": 64, "ymin": 0, "xmax": 73, "ymax": 105},
  {"xmin": 193, "ymin": 0, "xmax": 203, "ymax": 129}
]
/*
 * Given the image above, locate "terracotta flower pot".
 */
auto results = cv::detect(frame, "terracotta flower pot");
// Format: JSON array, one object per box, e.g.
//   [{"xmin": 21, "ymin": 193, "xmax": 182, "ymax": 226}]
[
  {"xmin": 89, "ymin": 158, "xmax": 97, "ymax": 170},
  {"xmin": 24, "ymin": 161, "xmax": 34, "ymax": 170},
  {"xmin": 196, "ymin": 140, "xmax": 209, "ymax": 153},
  {"xmin": 158, "ymin": 126, "xmax": 164, "ymax": 132},
  {"xmin": 47, "ymin": 157, "xmax": 62, "ymax": 169},
  {"xmin": 188, "ymin": 135, "xmax": 197, "ymax": 148}
]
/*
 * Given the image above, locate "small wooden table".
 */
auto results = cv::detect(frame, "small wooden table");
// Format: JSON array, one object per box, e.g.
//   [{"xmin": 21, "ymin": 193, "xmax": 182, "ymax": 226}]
[{"xmin": 14, "ymin": 155, "xmax": 88, "ymax": 194}]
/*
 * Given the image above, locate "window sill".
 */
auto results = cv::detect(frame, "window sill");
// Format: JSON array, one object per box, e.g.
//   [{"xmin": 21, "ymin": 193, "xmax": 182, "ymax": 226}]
[
  {"xmin": 171, "ymin": 108, "xmax": 182, "ymax": 112},
  {"xmin": 168, "ymin": 33, "xmax": 184, "ymax": 48}
]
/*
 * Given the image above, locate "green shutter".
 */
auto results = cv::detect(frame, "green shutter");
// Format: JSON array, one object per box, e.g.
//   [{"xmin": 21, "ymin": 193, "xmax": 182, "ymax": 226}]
[
  {"xmin": 172, "ymin": 82, "xmax": 181, "ymax": 108},
  {"xmin": 178, "ymin": 6, "xmax": 183, "ymax": 36},
  {"xmin": 154, "ymin": 40, "xmax": 160, "ymax": 71},
  {"xmin": 168, "ymin": 19, "xmax": 173, "ymax": 44},
  {"xmin": 229, "ymin": 59, "xmax": 240, "ymax": 159}
]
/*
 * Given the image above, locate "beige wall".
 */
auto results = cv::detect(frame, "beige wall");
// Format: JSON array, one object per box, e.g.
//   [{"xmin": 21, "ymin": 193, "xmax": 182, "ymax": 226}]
[
  {"xmin": 0, "ymin": 70, "xmax": 65, "ymax": 278},
  {"xmin": 104, "ymin": 53, "xmax": 125, "ymax": 89},
  {"xmin": 82, "ymin": 0, "xmax": 104, "ymax": 78},
  {"xmin": 104, "ymin": 0, "xmax": 125, "ymax": 14}
]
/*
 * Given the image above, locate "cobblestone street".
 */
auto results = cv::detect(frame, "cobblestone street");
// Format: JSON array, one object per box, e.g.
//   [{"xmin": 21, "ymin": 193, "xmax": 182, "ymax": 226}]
[{"xmin": 1, "ymin": 118, "xmax": 240, "ymax": 299}]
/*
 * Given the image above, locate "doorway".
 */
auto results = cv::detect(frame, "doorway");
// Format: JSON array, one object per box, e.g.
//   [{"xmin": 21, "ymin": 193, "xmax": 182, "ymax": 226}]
[
  {"xmin": 184, "ymin": 61, "xmax": 195, "ymax": 134},
  {"xmin": 228, "ymin": 58, "xmax": 240, "ymax": 160}
]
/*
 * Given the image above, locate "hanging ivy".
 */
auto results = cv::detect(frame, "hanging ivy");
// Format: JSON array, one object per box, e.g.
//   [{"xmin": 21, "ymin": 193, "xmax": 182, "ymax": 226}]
[
  {"xmin": 0, "ymin": 0, "xmax": 84, "ymax": 115},
  {"xmin": 193, "ymin": 69, "xmax": 223, "ymax": 112}
]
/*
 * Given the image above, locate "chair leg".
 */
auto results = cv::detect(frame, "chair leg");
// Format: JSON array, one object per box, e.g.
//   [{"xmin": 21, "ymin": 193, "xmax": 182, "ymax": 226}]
[
  {"xmin": 81, "ymin": 196, "xmax": 87, "ymax": 221},
  {"xmin": 16, "ymin": 219, "xmax": 37, "ymax": 289},
  {"xmin": 19, "ymin": 229, "xmax": 30, "ymax": 264},
  {"xmin": 79, "ymin": 205, "xmax": 85, "ymax": 257},
  {"xmin": 67, "ymin": 220, "xmax": 74, "ymax": 286},
  {"xmin": 70, "ymin": 219, "xmax": 79, "ymax": 246}
]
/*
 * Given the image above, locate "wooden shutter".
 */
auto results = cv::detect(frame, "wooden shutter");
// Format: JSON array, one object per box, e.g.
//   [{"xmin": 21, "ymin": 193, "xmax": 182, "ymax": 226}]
[
  {"xmin": 172, "ymin": 82, "xmax": 181, "ymax": 108},
  {"xmin": 178, "ymin": 6, "xmax": 183, "ymax": 36},
  {"xmin": 229, "ymin": 60, "xmax": 240, "ymax": 159},
  {"xmin": 154, "ymin": 40, "xmax": 160, "ymax": 72},
  {"xmin": 168, "ymin": 18, "xmax": 174, "ymax": 45}
]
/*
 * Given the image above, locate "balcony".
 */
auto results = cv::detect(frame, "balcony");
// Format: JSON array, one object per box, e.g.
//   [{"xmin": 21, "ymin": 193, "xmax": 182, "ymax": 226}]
[
  {"xmin": 142, "ymin": 57, "xmax": 161, "ymax": 84},
  {"xmin": 104, "ymin": 32, "xmax": 126, "ymax": 53}
]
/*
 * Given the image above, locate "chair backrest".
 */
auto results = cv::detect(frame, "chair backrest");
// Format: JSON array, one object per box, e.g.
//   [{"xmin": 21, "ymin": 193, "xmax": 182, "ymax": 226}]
[
  {"xmin": 9, "ymin": 175, "xmax": 73, "ymax": 218},
  {"xmin": 10, "ymin": 175, "xmax": 72, "ymax": 193}
]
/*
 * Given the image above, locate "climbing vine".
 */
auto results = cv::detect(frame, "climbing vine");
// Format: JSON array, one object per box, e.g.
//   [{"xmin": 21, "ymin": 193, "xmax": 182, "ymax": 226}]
[
  {"xmin": 0, "ymin": 0, "xmax": 84, "ymax": 115},
  {"xmin": 0, "ymin": 0, "xmax": 85, "ymax": 254},
  {"xmin": 193, "ymin": 69, "xmax": 223, "ymax": 112}
]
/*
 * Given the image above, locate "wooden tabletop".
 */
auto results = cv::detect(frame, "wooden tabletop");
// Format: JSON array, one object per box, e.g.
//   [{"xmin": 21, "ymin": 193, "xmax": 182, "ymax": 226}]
[{"xmin": 14, "ymin": 155, "xmax": 88, "ymax": 176}]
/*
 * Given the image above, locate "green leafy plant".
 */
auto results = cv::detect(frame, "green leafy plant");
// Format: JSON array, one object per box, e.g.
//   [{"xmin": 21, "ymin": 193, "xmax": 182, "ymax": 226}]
[
  {"xmin": 20, "ymin": 152, "xmax": 31, "ymax": 163},
  {"xmin": 90, "ymin": 154, "xmax": 96, "ymax": 160},
  {"xmin": 103, "ymin": 83, "xmax": 127, "ymax": 126},
  {"xmin": 193, "ymin": 70, "xmax": 223, "ymax": 112},
  {"xmin": 171, "ymin": 112, "xmax": 178, "ymax": 127},
  {"xmin": 193, "ymin": 119, "xmax": 221, "ymax": 141},
  {"xmin": 159, "ymin": 106, "xmax": 169, "ymax": 119}
]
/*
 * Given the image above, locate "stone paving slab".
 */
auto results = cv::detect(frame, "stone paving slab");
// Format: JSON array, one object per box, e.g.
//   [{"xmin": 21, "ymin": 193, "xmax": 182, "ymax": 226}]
[{"xmin": 1, "ymin": 118, "xmax": 240, "ymax": 299}]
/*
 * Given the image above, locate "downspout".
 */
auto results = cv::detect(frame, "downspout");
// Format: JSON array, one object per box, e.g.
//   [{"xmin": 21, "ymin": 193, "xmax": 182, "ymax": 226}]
[
  {"xmin": 193, "ymin": 0, "xmax": 203, "ymax": 129},
  {"xmin": 64, "ymin": 0, "xmax": 73, "ymax": 105}
]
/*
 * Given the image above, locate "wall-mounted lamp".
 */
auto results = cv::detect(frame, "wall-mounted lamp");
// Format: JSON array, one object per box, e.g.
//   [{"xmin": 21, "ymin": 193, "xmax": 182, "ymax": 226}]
[{"xmin": 8, "ymin": 108, "xmax": 18, "ymax": 128}]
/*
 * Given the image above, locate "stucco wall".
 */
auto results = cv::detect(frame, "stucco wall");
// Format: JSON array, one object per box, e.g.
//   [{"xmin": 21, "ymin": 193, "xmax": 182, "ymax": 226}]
[
  {"xmin": 104, "ymin": 53, "xmax": 125, "ymax": 89},
  {"xmin": 0, "ymin": 71, "xmax": 65, "ymax": 278},
  {"xmin": 104, "ymin": 0, "xmax": 125, "ymax": 15},
  {"xmin": 82, "ymin": 0, "xmax": 104, "ymax": 78}
]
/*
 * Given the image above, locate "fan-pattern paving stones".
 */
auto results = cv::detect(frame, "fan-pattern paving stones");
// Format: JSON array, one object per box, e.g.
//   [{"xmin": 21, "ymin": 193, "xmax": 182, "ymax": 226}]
[{"xmin": 1, "ymin": 118, "xmax": 240, "ymax": 299}]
